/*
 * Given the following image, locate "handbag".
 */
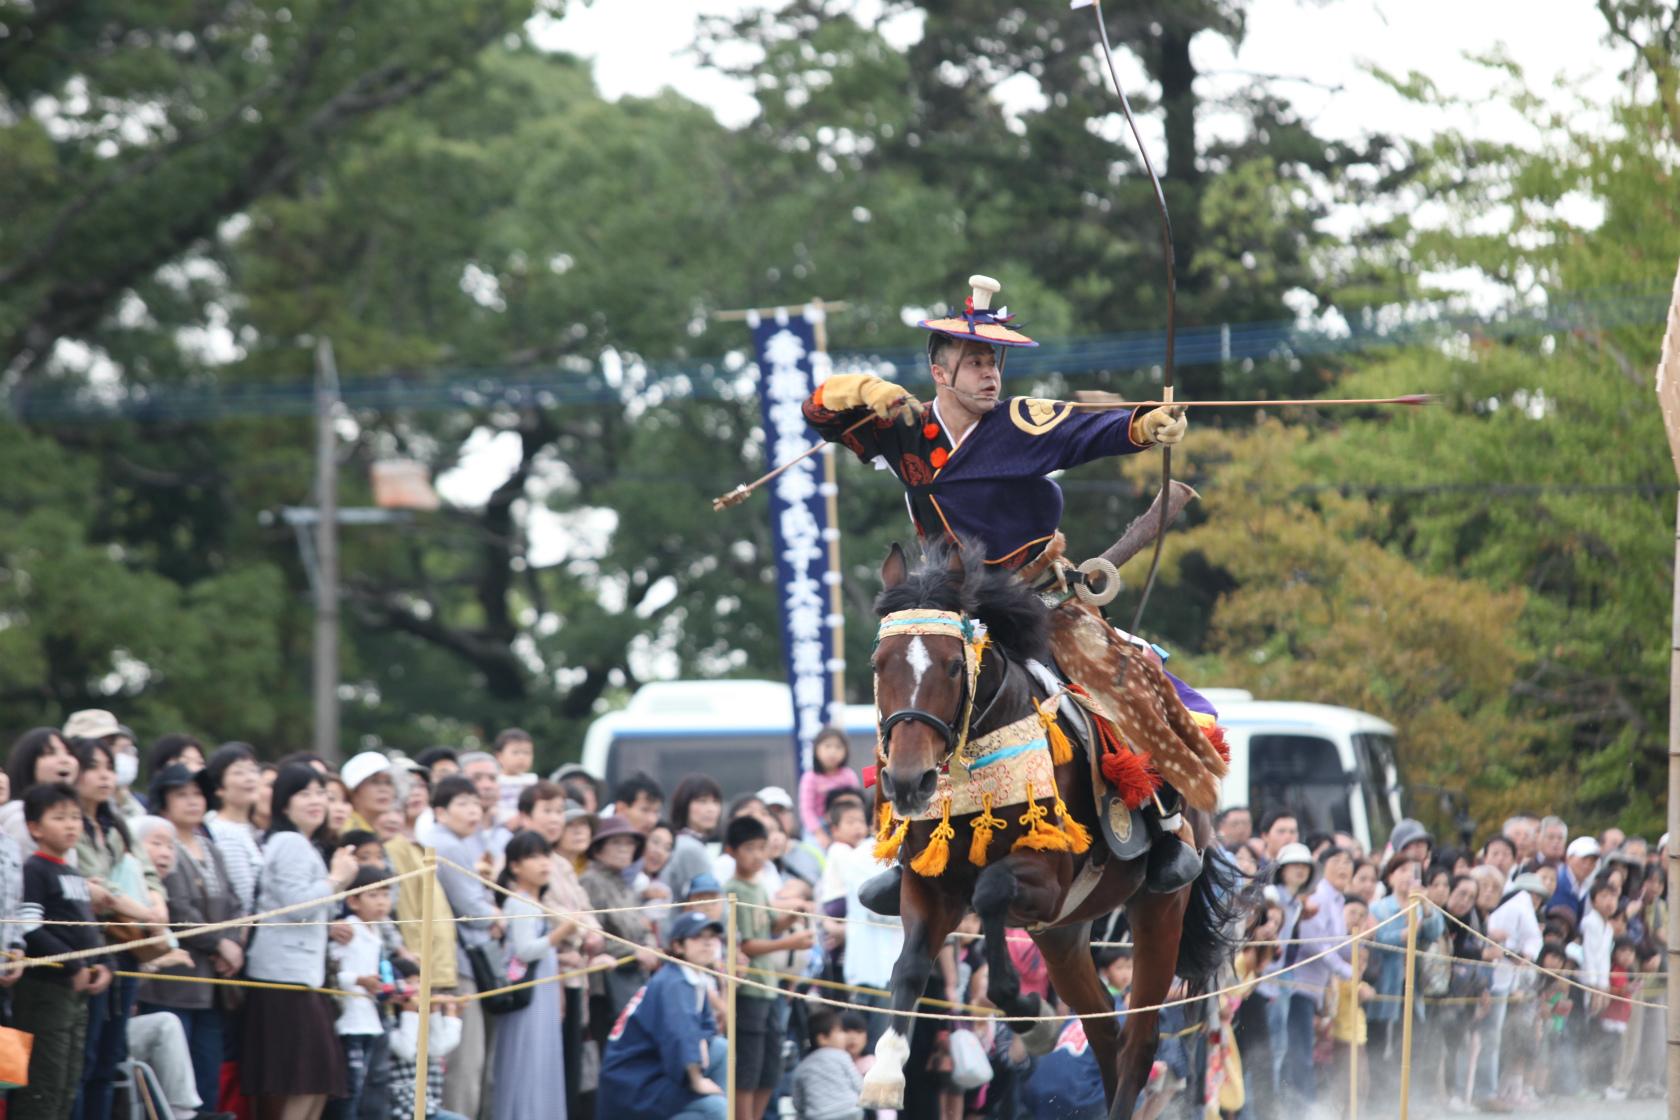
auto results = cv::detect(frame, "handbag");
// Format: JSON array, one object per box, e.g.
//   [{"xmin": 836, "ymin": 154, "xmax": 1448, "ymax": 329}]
[
  {"xmin": 104, "ymin": 852, "xmax": 172, "ymax": 964},
  {"xmin": 0, "ymin": 1025, "xmax": 32, "ymax": 1088},
  {"xmin": 463, "ymin": 935, "xmax": 533, "ymax": 1016},
  {"xmin": 948, "ymin": 1027, "xmax": 993, "ymax": 1090}
]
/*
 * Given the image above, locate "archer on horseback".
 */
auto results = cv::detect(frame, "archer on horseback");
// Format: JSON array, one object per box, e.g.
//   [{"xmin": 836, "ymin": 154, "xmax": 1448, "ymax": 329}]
[{"xmin": 801, "ymin": 274, "xmax": 1224, "ymax": 900}]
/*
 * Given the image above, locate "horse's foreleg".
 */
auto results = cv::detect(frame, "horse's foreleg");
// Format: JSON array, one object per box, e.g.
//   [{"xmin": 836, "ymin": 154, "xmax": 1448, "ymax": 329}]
[
  {"xmin": 1108, "ymin": 885, "xmax": 1189, "ymax": 1120},
  {"xmin": 973, "ymin": 856, "xmax": 1065, "ymax": 1056},
  {"xmin": 859, "ymin": 871, "xmax": 961, "ymax": 1111},
  {"xmin": 1035, "ymin": 921, "xmax": 1121, "ymax": 1104}
]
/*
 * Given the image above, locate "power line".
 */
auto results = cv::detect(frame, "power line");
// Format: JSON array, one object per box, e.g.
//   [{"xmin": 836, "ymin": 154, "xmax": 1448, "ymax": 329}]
[{"xmin": 7, "ymin": 286, "xmax": 1667, "ymax": 424}]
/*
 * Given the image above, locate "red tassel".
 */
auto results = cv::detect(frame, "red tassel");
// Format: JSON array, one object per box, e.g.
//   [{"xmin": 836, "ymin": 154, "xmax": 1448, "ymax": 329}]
[
  {"xmin": 1206, "ymin": 724, "xmax": 1231, "ymax": 764},
  {"xmin": 863, "ymin": 764, "xmax": 877, "ymax": 789},
  {"xmin": 1101, "ymin": 749, "xmax": 1162, "ymax": 810}
]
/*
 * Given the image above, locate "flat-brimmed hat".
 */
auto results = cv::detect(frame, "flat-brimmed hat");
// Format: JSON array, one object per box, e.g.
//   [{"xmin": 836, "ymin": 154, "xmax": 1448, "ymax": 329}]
[
  {"xmin": 587, "ymin": 815, "xmax": 645, "ymax": 861},
  {"xmin": 1508, "ymin": 873, "xmax": 1551, "ymax": 902},
  {"xmin": 918, "ymin": 275, "xmax": 1038, "ymax": 354},
  {"xmin": 666, "ymin": 910, "xmax": 725, "ymax": 948}
]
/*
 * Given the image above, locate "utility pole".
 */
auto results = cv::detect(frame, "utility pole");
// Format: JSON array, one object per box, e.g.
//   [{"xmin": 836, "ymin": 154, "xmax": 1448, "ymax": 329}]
[{"xmin": 313, "ymin": 338, "xmax": 341, "ymax": 764}]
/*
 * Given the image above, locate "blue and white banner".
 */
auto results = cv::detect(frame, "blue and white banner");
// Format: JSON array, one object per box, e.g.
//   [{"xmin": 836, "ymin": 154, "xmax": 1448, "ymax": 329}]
[{"xmin": 750, "ymin": 310, "xmax": 844, "ymax": 773}]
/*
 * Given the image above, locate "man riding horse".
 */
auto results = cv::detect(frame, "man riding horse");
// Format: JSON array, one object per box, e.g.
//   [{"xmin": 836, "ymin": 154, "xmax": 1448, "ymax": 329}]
[{"xmin": 801, "ymin": 274, "xmax": 1226, "ymax": 898}]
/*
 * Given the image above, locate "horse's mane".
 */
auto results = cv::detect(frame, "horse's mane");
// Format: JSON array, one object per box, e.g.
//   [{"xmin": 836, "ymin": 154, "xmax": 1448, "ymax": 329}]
[{"xmin": 874, "ymin": 537, "xmax": 1049, "ymax": 659}]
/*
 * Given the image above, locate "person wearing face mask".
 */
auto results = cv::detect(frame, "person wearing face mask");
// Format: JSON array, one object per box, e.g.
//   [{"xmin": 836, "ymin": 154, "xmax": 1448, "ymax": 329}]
[{"xmin": 63, "ymin": 710, "xmax": 145, "ymax": 820}]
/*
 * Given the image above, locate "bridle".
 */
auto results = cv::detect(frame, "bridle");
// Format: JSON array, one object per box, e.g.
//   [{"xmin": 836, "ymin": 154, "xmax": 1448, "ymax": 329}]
[{"xmin": 873, "ymin": 609, "xmax": 999, "ymax": 770}]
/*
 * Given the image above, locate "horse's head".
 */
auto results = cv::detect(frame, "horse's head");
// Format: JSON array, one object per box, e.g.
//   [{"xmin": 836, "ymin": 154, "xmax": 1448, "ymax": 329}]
[{"xmin": 872, "ymin": 542, "xmax": 979, "ymax": 819}]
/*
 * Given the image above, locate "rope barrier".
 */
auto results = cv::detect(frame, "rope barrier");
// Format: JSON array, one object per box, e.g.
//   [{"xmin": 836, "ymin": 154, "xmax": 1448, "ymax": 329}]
[
  {"xmin": 1423, "ymin": 897, "xmax": 1669, "ymax": 1010},
  {"xmin": 435, "ymin": 854, "xmax": 1418, "ymax": 1026},
  {"xmin": 11, "ymin": 866, "xmax": 423, "ymax": 970}
]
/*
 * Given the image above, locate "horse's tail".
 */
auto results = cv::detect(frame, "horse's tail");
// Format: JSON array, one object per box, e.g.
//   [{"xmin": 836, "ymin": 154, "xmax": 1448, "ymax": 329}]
[{"xmin": 1174, "ymin": 846, "xmax": 1245, "ymax": 994}]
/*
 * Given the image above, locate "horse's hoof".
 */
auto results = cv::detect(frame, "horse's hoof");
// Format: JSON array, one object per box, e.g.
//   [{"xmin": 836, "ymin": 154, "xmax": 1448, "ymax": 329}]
[{"xmin": 859, "ymin": 1067, "xmax": 905, "ymax": 1110}]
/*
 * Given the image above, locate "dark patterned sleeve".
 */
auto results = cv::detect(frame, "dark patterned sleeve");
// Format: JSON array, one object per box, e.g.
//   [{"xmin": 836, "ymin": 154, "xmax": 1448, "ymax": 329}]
[{"xmin": 802, "ymin": 386, "xmax": 890, "ymax": 464}]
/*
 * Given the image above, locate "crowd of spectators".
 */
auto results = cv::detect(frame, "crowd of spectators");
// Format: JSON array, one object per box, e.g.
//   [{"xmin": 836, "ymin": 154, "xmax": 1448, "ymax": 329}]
[{"xmin": 0, "ymin": 710, "xmax": 1667, "ymax": 1120}]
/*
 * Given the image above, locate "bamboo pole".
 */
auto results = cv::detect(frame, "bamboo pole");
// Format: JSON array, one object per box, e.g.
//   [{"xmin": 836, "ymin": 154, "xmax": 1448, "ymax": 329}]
[
  {"xmin": 413, "ymin": 850, "xmax": 437, "ymax": 1120},
  {"xmin": 726, "ymin": 891, "xmax": 740, "ymax": 1120},
  {"xmin": 1350, "ymin": 936, "xmax": 1361, "ymax": 1120},
  {"xmin": 1398, "ymin": 902, "xmax": 1420, "ymax": 1120}
]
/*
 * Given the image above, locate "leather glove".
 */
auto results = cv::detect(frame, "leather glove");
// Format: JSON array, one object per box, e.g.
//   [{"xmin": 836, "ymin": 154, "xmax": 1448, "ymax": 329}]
[
  {"xmin": 819, "ymin": 373, "xmax": 921, "ymax": 423},
  {"xmin": 1135, "ymin": 406, "xmax": 1188, "ymax": 446}
]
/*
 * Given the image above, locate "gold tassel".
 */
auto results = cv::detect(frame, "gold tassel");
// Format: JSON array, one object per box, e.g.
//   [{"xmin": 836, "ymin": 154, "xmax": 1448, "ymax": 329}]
[
  {"xmin": 969, "ymin": 794, "xmax": 1007, "ymax": 867},
  {"xmin": 1013, "ymin": 783, "xmax": 1072, "ymax": 853},
  {"xmin": 910, "ymin": 795, "xmax": 956, "ymax": 878},
  {"xmin": 1054, "ymin": 793, "xmax": 1093, "ymax": 854},
  {"xmin": 1037, "ymin": 699, "xmax": 1074, "ymax": 766},
  {"xmin": 874, "ymin": 801, "xmax": 908, "ymax": 862}
]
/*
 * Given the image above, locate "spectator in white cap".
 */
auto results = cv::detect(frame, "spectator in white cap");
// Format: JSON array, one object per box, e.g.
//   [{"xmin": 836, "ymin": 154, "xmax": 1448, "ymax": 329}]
[
  {"xmin": 341, "ymin": 750, "xmax": 395, "ymax": 834},
  {"xmin": 1549, "ymin": 835, "xmax": 1601, "ymax": 922}
]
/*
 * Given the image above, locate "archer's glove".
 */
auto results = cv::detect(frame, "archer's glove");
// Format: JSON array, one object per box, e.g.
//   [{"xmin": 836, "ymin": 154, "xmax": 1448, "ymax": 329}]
[
  {"xmin": 1136, "ymin": 406, "xmax": 1188, "ymax": 446},
  {"xmin": 819, "ymin": 373, "xmax": 920, "ymax": 423}
]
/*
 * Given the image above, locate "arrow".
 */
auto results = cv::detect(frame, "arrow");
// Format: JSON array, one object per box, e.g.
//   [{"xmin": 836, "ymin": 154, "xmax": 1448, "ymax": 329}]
[{"xmin": 1069, "ymin": 393, "xmax": 1434, "ymax": 411}]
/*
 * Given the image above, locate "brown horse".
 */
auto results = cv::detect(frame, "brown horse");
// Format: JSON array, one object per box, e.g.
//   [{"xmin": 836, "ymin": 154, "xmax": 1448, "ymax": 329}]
[{"xmin": 860, "ymin": 538, "xmax": 1239, "ymax": 1120}]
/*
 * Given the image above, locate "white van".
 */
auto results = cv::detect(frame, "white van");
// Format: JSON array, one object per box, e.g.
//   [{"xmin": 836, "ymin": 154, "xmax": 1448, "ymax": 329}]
[
  {"xmin": 1203, "ymin": 689, "xmax": 1404, "ymax": 852},
  {"xmin": 581, "ymin": 681, "xmax": 1404, "ymax": 851}
]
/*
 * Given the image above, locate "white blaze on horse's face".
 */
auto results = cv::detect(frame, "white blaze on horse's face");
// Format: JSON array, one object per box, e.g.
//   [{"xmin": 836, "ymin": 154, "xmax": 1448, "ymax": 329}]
[{"xmin": 905, "ymin": 636, "xmax": 931, "ymax": 703}]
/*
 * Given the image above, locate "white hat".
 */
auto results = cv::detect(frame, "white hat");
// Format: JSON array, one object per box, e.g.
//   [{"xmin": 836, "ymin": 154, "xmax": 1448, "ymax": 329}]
[
  {"xmin": 63, "ymin": 709, "xmax": 123, "ymax": 740},
  {"xmin": 341, "ymin": 751, "xmax": 393, "ymax": 792},
  {"xmin": 756, "ymin": 786, "xmax": 794, "ymax": 810},
  {"xmin": 1275, "ymin": 842, "xmax": 1314, "ymax": 867},
  {"xmin": 1566, "ymin": 836, "xmax": 1601, "ymax": 860}
]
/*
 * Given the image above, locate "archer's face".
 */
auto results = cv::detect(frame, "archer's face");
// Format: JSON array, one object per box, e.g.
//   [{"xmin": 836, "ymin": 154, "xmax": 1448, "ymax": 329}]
[{"xmin": 932, "ymin": 342, "xmax": 1001, "ymax": 412}]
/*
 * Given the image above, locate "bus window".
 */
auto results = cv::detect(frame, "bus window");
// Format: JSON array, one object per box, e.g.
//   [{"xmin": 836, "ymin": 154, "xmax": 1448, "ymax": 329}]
[
  {"xmin": 1353, "ymin": 732, "xmax": 1401, "ymax": 845},
  {"xmin": 605, "ymin": 734, "xmax": 798, "ymax": 801},
  {"xmin": 1247, "ymin": 734, "xmax": 1354, "ymax": 836}
]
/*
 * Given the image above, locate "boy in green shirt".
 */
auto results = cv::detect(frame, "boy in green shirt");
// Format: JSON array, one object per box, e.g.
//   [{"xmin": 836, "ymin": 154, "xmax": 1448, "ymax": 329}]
[{"xmin": 724, "ymin": 815, "xmax": 813, "ymax": 1120}]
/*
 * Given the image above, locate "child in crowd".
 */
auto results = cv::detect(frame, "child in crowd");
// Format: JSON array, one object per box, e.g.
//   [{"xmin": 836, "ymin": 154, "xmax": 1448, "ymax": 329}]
[
  {"xmin": 492, "ymin": 830, "xmax": 567, "ymax": 1120},
  {"xmin": 791, "ymin": 1009, "xmax": 864, "ymax": 1120},
  {"xmin": 1601, "ymin": 936, "xmax": 1640, "ymax": 1099},
  {"xmin": 339, "ymin": 828, "xmax": 386, "ymax": 867},
  {"xmin": 1329, "ymin": 895, "xmax": 1375, "ymax": 1119},
  {"xmin": 13, "ymin": 783, "xmax": 113, "ymax": 1120},
  {"xmin": 492, "ymin": 728, "xmax": 538, "ymax": 819},
  {"xmin": 334, "ymin": 865, "xmax": 395, "ymax": 1119},
  {"xmin": 724, "ymin": 815, "xmax": 815, "ymax": 1120},
  {"xmin": 816, "ymin": 796, "xmax": 867, "ymax": 981},
  {"xmin": 1534, "ymin": 941, "xmax": 1574, "ymax": 1098},
  {"xmin": 798, "ymin": 727, "xmax": 861, "ymax": 840}
]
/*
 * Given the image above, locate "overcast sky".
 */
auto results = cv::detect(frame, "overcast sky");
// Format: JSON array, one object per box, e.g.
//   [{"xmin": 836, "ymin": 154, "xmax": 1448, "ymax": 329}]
[{"xmin": 533, "ymin": 0, "xmax": 1626, "ymax": 146}]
